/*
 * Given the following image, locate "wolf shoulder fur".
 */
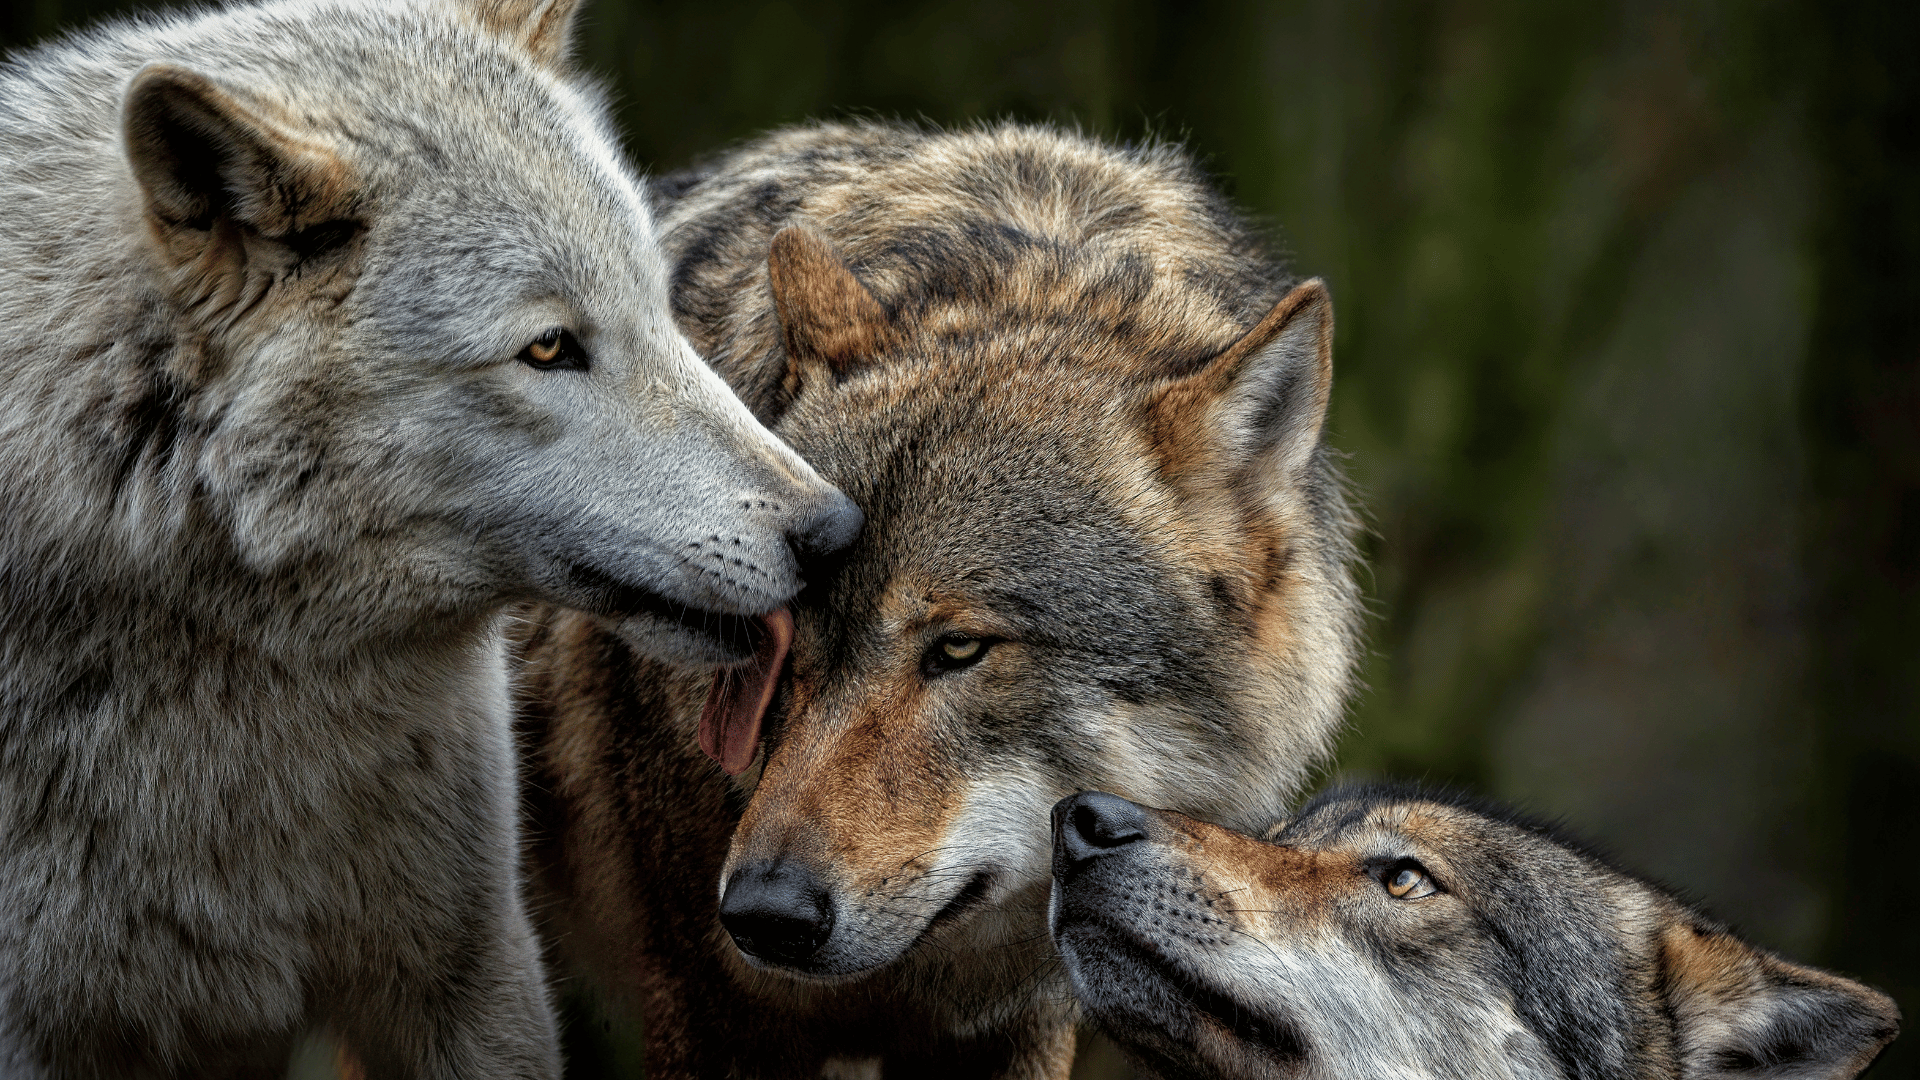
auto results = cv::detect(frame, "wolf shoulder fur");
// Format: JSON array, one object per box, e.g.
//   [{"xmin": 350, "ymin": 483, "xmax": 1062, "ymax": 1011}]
[
  {"xmin": 518, "ymin": 121, "xmax": 1363, "ymax": 1077},
  {"xmin": 0, "ymin": 2, "xmax": 856, "ymax": 1076}
]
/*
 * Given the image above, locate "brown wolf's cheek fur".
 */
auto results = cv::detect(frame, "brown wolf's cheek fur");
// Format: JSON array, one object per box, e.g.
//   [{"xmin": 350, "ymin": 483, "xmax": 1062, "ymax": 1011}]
[{"xmin": 1103, "ymin": 418, "xmax": 1316, "ymax": 693}]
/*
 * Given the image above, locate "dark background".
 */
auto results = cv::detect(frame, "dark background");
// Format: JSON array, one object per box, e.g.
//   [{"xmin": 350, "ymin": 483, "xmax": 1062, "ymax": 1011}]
[{"xmin": 6, "ymin": 0, "xmax": 1916, "ymax": 1076}]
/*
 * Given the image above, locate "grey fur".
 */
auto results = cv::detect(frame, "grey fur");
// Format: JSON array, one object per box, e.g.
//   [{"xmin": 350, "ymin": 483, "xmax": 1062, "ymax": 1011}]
[{"xmin": 0, "ymin": 2, "xmax": 853, "ymax": 1076}]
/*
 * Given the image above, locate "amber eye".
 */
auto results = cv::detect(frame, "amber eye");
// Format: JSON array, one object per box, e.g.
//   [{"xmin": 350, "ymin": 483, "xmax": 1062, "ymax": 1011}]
[
  {"xmin": 519, "ymin": 328, "xmax": 588, "ymax": 371},
  {"xmin": 1383, "ymin": 860, "xmax": 1437, "ymax": 900},
  {"xmin": 922, "ymin": 634, "xmax": 991, "ymax": 677}
]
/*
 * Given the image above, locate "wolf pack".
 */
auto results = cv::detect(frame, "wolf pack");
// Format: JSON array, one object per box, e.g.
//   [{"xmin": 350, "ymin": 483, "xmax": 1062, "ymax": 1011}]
[{"xmin": 0, "ymin": 1, "xmax": 1898, "ymax": 1078}]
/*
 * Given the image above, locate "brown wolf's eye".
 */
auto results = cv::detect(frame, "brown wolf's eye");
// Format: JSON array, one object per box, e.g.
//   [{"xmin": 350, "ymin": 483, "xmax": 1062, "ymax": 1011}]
[
  {"xmin": 519, "ymin": 328, "xmax": 589, "ymax": 371},
  {"xmin": 922, "ymin": 634, "xmax": 990, "ymax": 677},
  {"xmin": 1384, "ymin": 860, "xmax": 1437, "ymax": 900}
]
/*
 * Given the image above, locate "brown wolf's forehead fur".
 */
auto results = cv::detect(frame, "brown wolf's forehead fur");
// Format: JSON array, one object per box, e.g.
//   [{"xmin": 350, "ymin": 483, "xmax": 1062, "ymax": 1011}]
[
  {"xmin": 784, "ymin": 360, "xmax": 1243, "ymax": 673},
  {"xmin": 663, "ymin": 124, "xmax": 1294, "ymax": 415}
]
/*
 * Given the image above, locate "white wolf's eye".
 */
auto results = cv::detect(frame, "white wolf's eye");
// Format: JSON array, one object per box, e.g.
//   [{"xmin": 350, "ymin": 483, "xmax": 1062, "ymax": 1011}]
[
  {"xmin": 1384, "ymin": 861, "xmax": 1437, "ymax": 900},
  {"xmin": 519, "ymin": 328, "xmax": 589, "ymax": 371},
  {"xmin": 922, "ymin": 634, "xmax": 990, "ymax": 677}
]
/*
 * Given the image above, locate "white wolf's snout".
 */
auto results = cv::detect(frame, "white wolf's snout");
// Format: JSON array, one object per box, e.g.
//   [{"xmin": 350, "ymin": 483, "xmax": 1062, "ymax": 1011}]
[
  {"xmin": 561, "ymin": 377, "xmax": 863, "ymax": 667},
  {"xmin": 786, "ymin": 484, "xmax": 865, "ymax": 558}
]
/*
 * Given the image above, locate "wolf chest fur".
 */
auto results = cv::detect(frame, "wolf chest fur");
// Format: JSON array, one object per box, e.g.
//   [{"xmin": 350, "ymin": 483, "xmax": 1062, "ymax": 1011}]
[
  {"xmin": 0, "ymin": 1, "xmax": 856, "ymax": 1076},
  {"xmin": 517, "ymin": 120, "xmax": 1365, "ymax": 1077}
]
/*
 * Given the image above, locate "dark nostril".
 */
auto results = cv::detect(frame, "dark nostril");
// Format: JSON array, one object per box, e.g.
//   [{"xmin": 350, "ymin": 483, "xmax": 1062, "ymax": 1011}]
[
  {"xmin": 1053, "ymin": 792, "xmax": 1149, "ymax": 869},
  {"xmin": 718, "ymin": 861, "xmax": 836, "ymax": 968},
  {"xmin": 789, "ymin": 490, "xmax": 863, "ymax": 559}
]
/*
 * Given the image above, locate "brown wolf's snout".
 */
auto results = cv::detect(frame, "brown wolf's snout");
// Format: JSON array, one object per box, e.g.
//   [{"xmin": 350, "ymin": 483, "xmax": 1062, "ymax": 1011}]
[{"xmin": 719, "ymin": 860, "xmax": 836, "ymax": 967}]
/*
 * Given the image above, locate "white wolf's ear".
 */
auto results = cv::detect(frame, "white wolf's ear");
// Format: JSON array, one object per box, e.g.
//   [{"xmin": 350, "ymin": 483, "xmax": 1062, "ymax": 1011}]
[
  {"xmin": 1661, "ymin": 920, "xmax": 1899, "ymax": 1078},
  {"xmin": 768, "ymin": 225, "xmax": 893, "ymax": 394},
  {"xmin": 472, "ymin": 0, "xmax": 582, "ymax": 70},
  {"xmin": 124, "ymin": 65, "xmax": 358, "ymax": 256},
  {"xmin": 1147, "ymin": 279, "xmax": 1333, "ymax": 492}
]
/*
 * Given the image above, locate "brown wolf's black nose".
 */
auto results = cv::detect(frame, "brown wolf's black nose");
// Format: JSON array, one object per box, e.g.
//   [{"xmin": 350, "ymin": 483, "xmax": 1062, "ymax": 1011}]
[
  {"xmin": 1053, "ymin": 792, "xmax": 1149, "ymax": 869},
  {"xmin": 719, "ymin": 861, "xmax": 836, "ymax": 967},
  {"xmin": 789, "ymin": 490, "xmax": 864, "ymax": 558}
]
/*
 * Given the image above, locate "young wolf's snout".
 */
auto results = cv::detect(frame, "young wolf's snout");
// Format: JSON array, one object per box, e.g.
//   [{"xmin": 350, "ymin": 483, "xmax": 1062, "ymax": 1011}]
[{"xmin": 1051, "ymin": 789, "xmax": 1900, "ymax": 1080}]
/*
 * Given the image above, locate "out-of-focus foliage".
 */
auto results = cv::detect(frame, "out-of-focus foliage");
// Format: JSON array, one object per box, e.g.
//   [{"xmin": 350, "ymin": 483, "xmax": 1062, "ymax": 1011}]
[{"xmin": 6, "ymin": 0, "xmax": 1915, "ymax": 1077}]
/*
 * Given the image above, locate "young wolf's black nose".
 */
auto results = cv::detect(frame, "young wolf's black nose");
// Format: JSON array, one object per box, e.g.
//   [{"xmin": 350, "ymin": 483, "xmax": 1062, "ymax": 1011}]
[
  {"xmin": 789, "ymin": 490, "xmax": 864, "ymax": 558},
  {"xmin": 719, "ymin": 861, "xmax": 836, "ymax": 967},
  {"xmin": 1053, "ymin": 792, "xmax": 1149, "ymax": 870}
]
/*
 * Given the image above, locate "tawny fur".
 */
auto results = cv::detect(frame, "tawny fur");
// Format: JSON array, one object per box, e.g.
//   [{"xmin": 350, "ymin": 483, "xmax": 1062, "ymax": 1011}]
[{"xmin": 517, "ymin": 121, "xmax": 1365, "ymax": 1079}]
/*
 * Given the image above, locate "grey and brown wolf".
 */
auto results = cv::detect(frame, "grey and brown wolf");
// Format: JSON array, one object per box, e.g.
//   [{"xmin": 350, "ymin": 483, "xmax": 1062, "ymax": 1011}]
[
  {"xmin": 0, "ymin": 1, "xmax": 858, "ymax": 1076},
  {"xmin": 1050, "ymin": 787, "xmax": 1901, "ymax": 1080},
  {"xmin": 516, "ymin": 120, "xmax": 1363, "ymax": 1076}
]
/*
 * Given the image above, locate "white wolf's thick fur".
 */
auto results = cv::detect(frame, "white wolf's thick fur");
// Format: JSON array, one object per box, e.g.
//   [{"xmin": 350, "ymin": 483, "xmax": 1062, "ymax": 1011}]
[{"xmin": 0, "ymin": 1, "xmax": 855, "ymax": 1076}]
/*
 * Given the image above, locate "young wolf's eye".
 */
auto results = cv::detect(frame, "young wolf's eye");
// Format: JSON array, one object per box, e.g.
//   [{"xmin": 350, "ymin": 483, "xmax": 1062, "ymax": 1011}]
[
  {"xmin": 519, "ymin": 328, "xmax": 589, "ymax": 371},
  {"xmin": 921, "ymin": 634, "xmax": 990, "ymax": 677},
  {"xmin": 1383, "ymin": 860, "xmax": 1437, "ymax": 900}
]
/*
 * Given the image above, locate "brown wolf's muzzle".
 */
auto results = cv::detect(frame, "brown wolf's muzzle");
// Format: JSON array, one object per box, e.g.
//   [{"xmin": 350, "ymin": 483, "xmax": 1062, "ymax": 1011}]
[
  {"xmin": 718, "ymin": 858, "xmax": 836, "ymax": 968},
  {"xmin": 716, "ymin": 848, "xmax": 1000, "ymax": 978},
  {"xmin": 716, "ymin": 654, "xmax": 1001, "ymax": 978}
]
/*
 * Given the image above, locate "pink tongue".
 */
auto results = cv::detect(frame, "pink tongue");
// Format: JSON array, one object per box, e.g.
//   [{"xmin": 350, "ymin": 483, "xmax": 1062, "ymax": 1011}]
[{"xmin": 699, "ymin": 608, "xmax": 794, "ymax": 776}]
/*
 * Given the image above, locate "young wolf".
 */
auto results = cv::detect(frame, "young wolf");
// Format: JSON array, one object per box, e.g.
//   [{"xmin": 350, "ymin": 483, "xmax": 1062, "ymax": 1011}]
[
  {"xmin": 1050, "ymin": 788, "xmax": 1901, "ymax": 1080},
  {"xmin": 516, "ymin": 121, "xmax": 1362, "ymax": 1076},
  {"xmin": 0, "ymin": 1, "xmax": 858, "ymax": 1076}
]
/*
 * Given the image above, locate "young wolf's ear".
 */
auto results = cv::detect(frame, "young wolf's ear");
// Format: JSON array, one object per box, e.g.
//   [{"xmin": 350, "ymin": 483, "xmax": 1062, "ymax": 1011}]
[
  {"xmin": 123, "ymin": 65, "xmax": 357, "ymax": 253},
  {"xmin": 1148, "ymin": 279, "xmax": 1333, "ymax": 491},
  {"xmin": 1661, "ymin": 921, "xmax": 1899, "ymax": 1078},
  {"xmin": 471, "ymin": 0, "xmax": 581, "ymax": 69},
  {"xmin": 767, "ymin": 225, "xmax": 892, "ymax": 394}
]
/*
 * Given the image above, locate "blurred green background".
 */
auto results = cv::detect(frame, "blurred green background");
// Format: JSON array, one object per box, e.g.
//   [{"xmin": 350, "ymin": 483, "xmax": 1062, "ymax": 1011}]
[{"xmin": 8, "ymin": 0, "xmax": 1916, "ymax": 1075}]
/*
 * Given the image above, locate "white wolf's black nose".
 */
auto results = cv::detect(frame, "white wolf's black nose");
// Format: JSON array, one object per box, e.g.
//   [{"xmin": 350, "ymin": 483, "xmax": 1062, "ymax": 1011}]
[
  {"xmin": 1053, "ymin": 792, "xmax": 1149, "ymax": 869},
  {"xmin": 788, "ymin": 490, "xmax": 864, "ymax": 558},
  {"xmin": 719, "ymin": 860, "xmax": 836, "ymax": 968}
]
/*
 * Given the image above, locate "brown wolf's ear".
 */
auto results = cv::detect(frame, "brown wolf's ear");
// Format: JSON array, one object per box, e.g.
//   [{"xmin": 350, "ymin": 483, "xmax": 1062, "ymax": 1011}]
[
  {"xmin": 471, "ymin": 0, "xmax": 581, "ymax": 69},
  {"xmin": 1660, "ymin": 920, "xmax": 1899, "ymax": 1078},
  {"xmin": 1149, "ymin": 279, "xmax": 1333, "ymax": 490},
  {"xmin": 768, "ymin": 225, "xmax": 891, "ymax": 392},
  {"xmin": 124, "ymin": 65, "xmax": 357, "ymax": 256}
]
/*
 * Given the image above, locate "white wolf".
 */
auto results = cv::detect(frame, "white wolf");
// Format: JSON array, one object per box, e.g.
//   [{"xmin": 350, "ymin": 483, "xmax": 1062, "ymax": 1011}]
[{"xmin": 0, "ymin": 1, "xmax": 860, "ymax": 1076}]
